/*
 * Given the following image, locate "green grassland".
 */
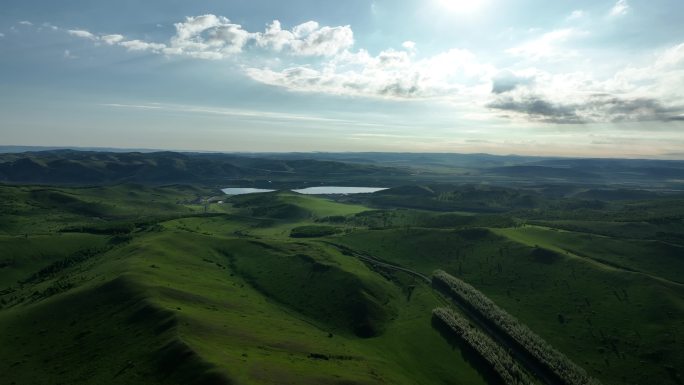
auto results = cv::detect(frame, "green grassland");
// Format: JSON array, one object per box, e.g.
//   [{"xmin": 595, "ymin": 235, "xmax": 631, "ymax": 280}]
[
  {"xmin": 337, "ymin": 226, "xmax": 684, "ymax": 384},
  {"xmin": 0, "ymin": 185, "xmax": 488, "ymax": 385},
  {"xmin": 1, "ymin": 181, "xmax": 683, "ymax": 385}
]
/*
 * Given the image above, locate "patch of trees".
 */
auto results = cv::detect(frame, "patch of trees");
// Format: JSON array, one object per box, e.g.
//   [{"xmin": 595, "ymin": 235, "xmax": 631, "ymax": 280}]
[
  {"xmin": 290, "ymin": 225, "xmax": 342, "ymax": 238},
  {"xmin": 433, "ymin": 307, "xmax": 532, "ymax": 385},
  {"xmin": 60, "ymin": 222, "xmax": 136, "ymax": 235},
  {"xmin": 316, "ymin": 215, "xmax": 347, "ymax": 224},
  {"xmin": 59, "ymin": 213, "xmax": 224, "ymax": 235},
  {"xmin": 433, "ymin": 270, "xmax": 600, "ymax": 385},
  {"xmin": 20, "ymin": 247, "xmax": 106, "ymax": 285},
  {"xmin": 30, "ymin": 280, "xmax": 74, "ymax": 301}
]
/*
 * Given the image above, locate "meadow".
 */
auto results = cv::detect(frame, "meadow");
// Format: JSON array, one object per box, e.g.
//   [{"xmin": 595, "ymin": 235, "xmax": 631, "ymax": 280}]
[{"xmin": 1, "ymin": 151, "xmax": 683, "ymax": 385}]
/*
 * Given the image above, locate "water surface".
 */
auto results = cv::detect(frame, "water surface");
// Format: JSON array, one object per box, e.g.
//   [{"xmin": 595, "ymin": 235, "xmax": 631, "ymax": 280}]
[
  {"xmin": 222, "ymin": 188, "xmax": 275, "ymax": 195},
  {"xmin": 222, "ymin": 186, "xmax": 387, "ymax": 196},
  {"xmin": 294, "ymin": 186, "xmax": 387, "ymax": 195}
]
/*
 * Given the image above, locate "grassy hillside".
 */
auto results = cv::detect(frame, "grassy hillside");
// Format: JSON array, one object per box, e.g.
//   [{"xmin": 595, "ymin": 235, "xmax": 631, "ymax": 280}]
[
  {"xmin": 0, "ymin": 185, "xmax": 489, "ymax": 385},
  {"xmin": 1, "ymin": 178, "xmax": 683, "ymax": 385},
  {"xmin": 337, "ymin": 227, "xmax": 684, "ymax": 384}
]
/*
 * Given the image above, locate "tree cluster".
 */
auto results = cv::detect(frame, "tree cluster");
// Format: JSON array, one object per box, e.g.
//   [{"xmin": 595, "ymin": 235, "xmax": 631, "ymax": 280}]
[
  {"xmin": 433, "ymin": 307, "xmax": 532, "ymax": 385},
  {"xmin": 433, "ymin": 270, "xmax": 601, "ymax": 385}
]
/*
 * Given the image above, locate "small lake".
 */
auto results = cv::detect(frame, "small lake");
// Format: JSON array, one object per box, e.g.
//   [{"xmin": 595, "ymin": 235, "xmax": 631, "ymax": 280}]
[
  {"xmin": 222, "ymin": 186, "xmax": 387, "ymax": 196},
  {"xmin": 222, "ymin": 188, "xmax": 275, "ymax": 195},
  {"xmin": 293, "ymin": 186, "xmax": 388, "ymax": 195}
]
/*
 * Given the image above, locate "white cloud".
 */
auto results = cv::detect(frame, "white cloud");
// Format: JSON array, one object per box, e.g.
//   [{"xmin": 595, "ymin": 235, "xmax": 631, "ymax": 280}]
[
  {"xmin": 0, "ymin": 33, "xmax": 4, "ymax": 38},
  {"xmin": 119, "ymin": 40, "xmax": 166, "ymax": 52},
  {"xmin": 18, "ymin": 21, "xmax": 32, "ymax": 26},
  {"xmin": 163, "ymin": 15, "xmax": 251, "ymax": 58},
  {"xmin": 402, "ymin": 41, "xmax": 416, "ymax": 51},
  {"xmin": 655, "ymin": 43, "xmax": 684, "ymax": 68},
  {"xmin": 68, "ymin": 29, "xmax": 97, "ymax": 40},
  {"xmin": 487, "ymin": 42, "xmax": 684, "ymax": 123},
  {"xmin": 289, "ymin": 24, "xmax": 353, "ymax": 56},
  {"xmin": 255, "ymin": 20, "xmax": 354, "ymax": 56},
  {"xmin": 245, "ymin": 47, "xmax": 495, "ymax": 100},
  {"xmin": 162, "ymin": 15, "xmax": 352, "ymax": 58},
  {"xmin": 609, "ymin": 0, "xmax": 630, "ymax": 17},
  {"xmin": 173, "ymin": 14, "xmax": 222, "ymax": 41},
  {"xmin": 42, "ymin": 23, "xmax": 59, "ymax": 31},
  {"xmin": 62, "ymin": 15, "xmax": 353, "ymax": 60},
  {"xmin": 506, "ymin": 28, "xmax": 584, "ymax": 61},
  {"xmin": 63, "ymin": 49, "xmax": 77, "ymax": 59},
  {"xmin": 50, "ymin": 14, "xmax": 684, "ymax": 124},
  {"xmin": 101, "ymin": 34, "xmax": 124, "ymax": 45}
]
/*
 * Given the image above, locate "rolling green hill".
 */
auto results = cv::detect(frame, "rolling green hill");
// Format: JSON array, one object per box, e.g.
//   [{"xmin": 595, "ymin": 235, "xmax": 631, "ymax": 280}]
[
  {"xmin": 0, "ymin": 185, "xmax": 489, "ymax": 385},
  {"xmin": 1, "ymin": 155, "xmax": 683, "ymax": 385}
]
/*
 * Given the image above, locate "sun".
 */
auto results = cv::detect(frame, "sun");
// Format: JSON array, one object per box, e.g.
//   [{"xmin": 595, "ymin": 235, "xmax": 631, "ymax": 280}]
[{"xmin": 435, "ymin": 0, "xmax": 487, "ymax": 14}]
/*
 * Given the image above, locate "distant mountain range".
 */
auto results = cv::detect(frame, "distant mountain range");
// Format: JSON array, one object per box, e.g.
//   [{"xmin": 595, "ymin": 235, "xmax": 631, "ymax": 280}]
[
  {"xmin": 0, "ymin": 150, "xmax": 405, "ymax": 186},
  {"xmin": 1, "ymin": 149, "xmax": 683, "ymax": 188}
]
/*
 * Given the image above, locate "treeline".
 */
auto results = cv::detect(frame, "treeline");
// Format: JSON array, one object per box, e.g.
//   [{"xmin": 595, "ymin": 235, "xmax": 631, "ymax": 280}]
[
  {"xmin": 20, "ymin": 247, "xmax": 107, "ymax": 285},
  {"xmin": 290, "ymin": 225, "xmax": 342, "ymax": 238},
  {"xmin": 59, "ymin": 213, "xmax": 226, "ymax": 235},
  {"xmin": 433, "ymin": 307, "xmax": 532, "ymax": 385},
  {"xmin": 433, "ymin": 270, "xmax": 600, "ymax": 385}
]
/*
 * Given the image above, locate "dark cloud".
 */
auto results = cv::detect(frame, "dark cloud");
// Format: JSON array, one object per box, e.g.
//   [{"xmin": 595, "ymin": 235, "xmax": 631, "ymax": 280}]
[
  {"xmin": 491, "ymin": 71, "xmax": 534, "ymax": 94},
  {"xmin": 599, "ymin": 97, "xmax": 677, "ymax": 122},
  {"xmin": 488, "ymin": 94, "xmax": 684, "ymax": 124},
  {"xmin": 487, "ymin": 96, "xmax": 583, "ymax": 123},
  {"xmin": 379, "ymin": 83, "xmax": 420, "ymax": 97}
]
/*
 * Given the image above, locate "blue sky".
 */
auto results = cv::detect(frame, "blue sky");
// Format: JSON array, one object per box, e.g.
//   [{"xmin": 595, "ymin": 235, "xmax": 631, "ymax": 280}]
[{"xmin": 1, "ymin": 0, "xmax": 683, "ymax": 157}]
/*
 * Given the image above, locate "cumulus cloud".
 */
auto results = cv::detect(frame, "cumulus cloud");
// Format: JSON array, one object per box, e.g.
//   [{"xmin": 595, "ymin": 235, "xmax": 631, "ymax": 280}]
[
  {"xmin": 166, "ymin": 14, "xmax": 250, "ymax": 57},
  {"xmin": 609, "ymin": 0, "xmax": 630, "ymax": 17},
  {"xmin": 101, "ymin": 34, "xmax": 124, "ymax": 45},
  {"xmin": 245, "ymin": 47, "xmax": 495, "ymax": 99},
  {"xmin": 52, "ymin": 15, "xmax": 684, "ymax": 124},
  {"xmin": 64, "ymin": 15, "xmax": 354, "ymax": 60},
  {"xmin": 68, "ymin": 29, "xmax": 97, "ymax": 40},
  {"xmin": 18, "ymin": 21, "xmax": 32, "ymax": 26},
  {"xmin": 402, "ymin": 41, "xmax": 416, "ymax": 51},
  {"xmin": 254, "ymin": 20, "xmax": 353, "ymax": 56},
  {"xmin": 119, "ymin": 40, "xmax": 166, "ymax": 53},
  {"xmin": 487, "ymin": 39, "xmax": 684, "ymax": 124}
]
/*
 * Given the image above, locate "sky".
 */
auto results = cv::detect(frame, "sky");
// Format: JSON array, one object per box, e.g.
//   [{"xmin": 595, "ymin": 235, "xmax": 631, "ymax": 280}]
[{"xmin": 1, "ymin": 0, "xmax": 683, "ymax": 158}]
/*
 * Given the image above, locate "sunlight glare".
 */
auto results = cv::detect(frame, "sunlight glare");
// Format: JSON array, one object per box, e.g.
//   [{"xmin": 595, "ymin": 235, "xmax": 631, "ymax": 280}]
[{"xmin": 436, "ymin": 0, "xmax": 487, "ymax": 14}]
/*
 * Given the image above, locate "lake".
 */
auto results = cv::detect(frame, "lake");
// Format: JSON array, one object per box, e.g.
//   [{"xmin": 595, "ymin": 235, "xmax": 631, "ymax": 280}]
[
  {"xmin": 293, "ymin": 186, "xmax": 388, "ymax": 195},
  {"xmin": 222, "ymin": 186, "xmax": 387, "ymax": 196},
  {"xmin": 222, "ymin": 188, "xmax": 275, "ymax": 195}
]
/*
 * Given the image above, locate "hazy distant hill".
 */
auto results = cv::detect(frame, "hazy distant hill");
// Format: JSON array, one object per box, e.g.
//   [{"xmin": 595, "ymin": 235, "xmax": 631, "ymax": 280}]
[
  {"xmin": 1, "ymin": 150, "xmax": 684, "ymax": 188},
  {"xmin": 0, "ymin": 150, "xmax": 407, "ymax": 185}
]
